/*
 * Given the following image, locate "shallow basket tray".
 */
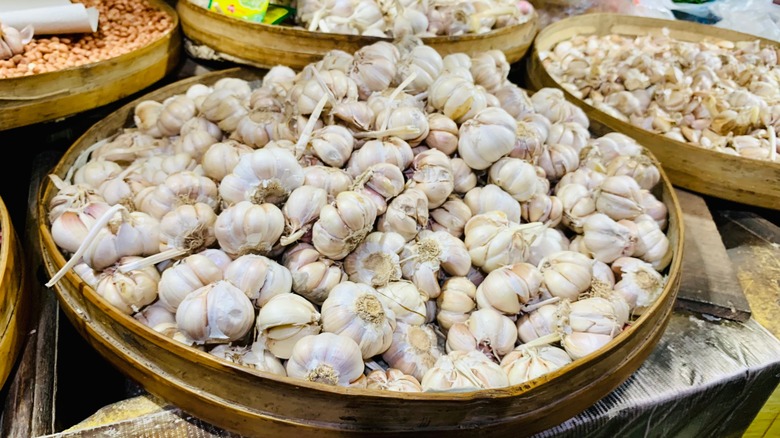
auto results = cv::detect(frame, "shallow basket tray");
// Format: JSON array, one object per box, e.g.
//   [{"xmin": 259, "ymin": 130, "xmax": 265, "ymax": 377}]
[
  {"xmin": 524, "ymin": 13, "xmax": 780, "ymax": 210},
  {"xmin": 176, "ymin": 0, "xmax": 539, "ymax": 70},
  {"xmin": 37, "ymin": 67, "xmax": 684, "ymax": 436},
  {"xmin": 0, "ymin": 0, "xmax": 181, "ymax": 132},
  {"xmin": 1, "ymin": 195, "xmax": 32, "ymax": 390}
]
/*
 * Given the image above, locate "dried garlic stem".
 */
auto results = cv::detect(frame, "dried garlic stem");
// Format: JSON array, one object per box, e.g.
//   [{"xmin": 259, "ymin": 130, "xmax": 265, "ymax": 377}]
[
  {"xmin": 522, "ymin": 296, "xmax": 560, "ymax": 313},
  {"xmin": 378, "ymin": 71, "xmax": 419, "ymax": 133},
  {"xmin": 117, "ymin": 247, "xmax": 188, "ymax": 273},
  {"xmin": 45, "ymin": 203, "xmax": 126, "ymax": 288},
  {"xmin": 295, "ymin": 94, "xmax": 330, "ymax": 150},
  {"xmin": 353, "ymin": 125, "xmax": 422, "ymax": 139}
]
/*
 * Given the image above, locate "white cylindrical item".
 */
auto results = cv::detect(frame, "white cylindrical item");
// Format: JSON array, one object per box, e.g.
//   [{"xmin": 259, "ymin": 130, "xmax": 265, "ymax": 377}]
[{"xmin": 0, "ymin": 4, "xmax": 99, "ymax": 34}]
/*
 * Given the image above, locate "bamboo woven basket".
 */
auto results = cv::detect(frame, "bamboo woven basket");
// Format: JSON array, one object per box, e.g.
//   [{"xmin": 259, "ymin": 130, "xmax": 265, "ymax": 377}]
[
  {"xmin": 0, "ymin": 196, "xmax": 31, "ymax": 390},
  {"xmin": 37, "ymin": 68, "xmax": 684, "ymax": 437},
  {"xmin": 176, "ymin": 0, "xmax": 539, "ymax": 70},
  {"xmin": 524, "ymin": 13, "xmax": 780, "ymax": 210},
  {"xmin": 0, "ymin": 0, "xmax": 182, "ymax": 132}
]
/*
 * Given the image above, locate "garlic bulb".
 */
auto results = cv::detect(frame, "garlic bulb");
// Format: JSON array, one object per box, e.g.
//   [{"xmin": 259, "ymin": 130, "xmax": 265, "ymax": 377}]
[
  {"xmin": 255, "ymin": 293, "xmax": 322, "ymax": 359},
  {"xmin": 376, "ymin": 280, "xmax": 428, "ymax": 326},
  {"xmin": 538, "ymin": 251, "xmax": 594, "ymax": 302},
  {"xmin": 495, "ymin": 83, "xmax": 534, "ymax": 119},
  {"xmin": 377, "ymin": 188, "xmax": 429, "ymax": 242},
  {"xmin": 200, "ymin": 140, "xmax": 254, "ymax": 183},
  {"xmin": 382, "ymin": 322, "xmax": 443, "ymax": 381},
  {"xmin": 350, "ymin": 163, "xmax": 406, "ymax": 215},
  {"xmin": 421, "ymin": 350, "xmax": 509, "ymax": 391},
  {"xmin": 215, "ymin": 201, "xmax": 285, "ymax": 257},
  {"xmin": 219, "ymin": 146, "xmax": 304, "ymax": 207},
  {"xmin": 445, "ymin": 308, "xmax": 517, "ymax": 362},
  {"xmin": 500, "ymin": 345, "xmax": 572, "ymax": 385},
  {"xmin": 366, "ymin": 368, "xmax": 423, "ymax": 392},
  {"xmin": 400, "ymin": 229, "xmax": 471, "ymax": 299},
  {"xmin": 429, "ymin": 195, "xmax": 472, "ymax": 238},
  {"xmin": 567, "ymin": 296, "xmax": 628, "ymax": 337},
  {"xmin": 346, "ymin": 137, "xmax": 414, "ymax": 178},
  {"xmin": 488, "ymin": 157, "xmax": 545, "ymax": 202},
  {"xmin": 134, "ymin": 170, "xmax": 219, "ymax": 220},
  {"xmin": 73, "ymin": 160, "xmax": 123, "ymax": 190},
  {"xmin": 281, "ymin": 186, "xmax": 328, "ymax": 246},
  {"xmin": 209, "ymin": 341, "xmax": 287, "ymax": 376},
  {"xmin": 594, "ymin": 175, "xmax": 645, "ymax": 221},
  {"xmin": 158, "ymin": 253, "xmax": 225, "ymax": 312},
  {"xmin": 407, "ymin": 149, "xmax": 454, "ymax": 209},
  {"xmin": 457, "ymin": 106, "xmax": 517, "ymax": 170},
  {"xmin": 450, "ymin": 158, "xmax": 477, "ymax": 194},
  {"xmin": 134, "ymin": 300, "xmax": 176, "ymax": 334},
  {"xmin": 436, "ymin": 277, "xmax": 477, "ymax": 331},
  {"xmin": 464, "ymin": 212, "xmax": 546, "ymax": 273},
  {"xmin": 321, "ymin": 281, "xmax": 397, "ymax": 359},
  {"xmin": 350, "ymin": 41, "xmax": 400, "ymax": 99},
  {"xmin": 157, "ymin": 95, "xmax": 198, "ymax": 137},
  {"xmin": 344, "ymin": 231, "xmax": 405, "ymax": 288},
  {"xmin": 516, "ymin": 303, "xmax": 560, "ymax": 344},
  {"xmin": 464, "ymin": 184, "xmax": 521, "ymax": 223},
  {"xmin": 556, "ymin": 182, "xmax": 596, "ymax": 234},
  {"xmin": 581, "ymin": 213, "xmax": 638, "ymax": 263},
  {"xmin": 286, "ymin": 332, "xmax": 365, "ymax": 386},
  {"xmin": 312, "ymin": 190, "xmax": 379, "ymax": 260},
  {"xmin": 475, "ymin": 262, "xmax": 543, "ymax": 315},
  {"xmin": 425, "ymin": 113, "xmax": 459, "ymax": 155},
  {"xmin": 632, "ymin": 214, "xmax": 672, "ymax": 271},
  {"xmin": 612, "ymin": 257, "xmax": 666, "ymax": 315},
  {"xmin": 522, "ymin": 193, "xmax": 563, "ymax": 228},
  {"xmin": 93, "ymin": 256, "xmax": 160, "ymax": 314},
  {"xmin": 223, "ymin": 254, "xmax": 292, "ymax": 307},
  {"xmin": 283, "ymin": 243, "xmax": 347, "ymax": 305},
  {"xmin": 175, "ymin": 280, "xmax": 256, "ymax": 345},
  {"xmin": 303, "ymin": 165, "xmax": 354, "ymax": 200}
]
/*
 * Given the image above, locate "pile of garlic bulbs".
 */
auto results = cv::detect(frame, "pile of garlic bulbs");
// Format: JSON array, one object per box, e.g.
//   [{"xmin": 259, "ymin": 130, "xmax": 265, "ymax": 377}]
[
  {"xmin": 46, "ymin": 37, "xmax": 672, "ymax": 394},
  {"xmin": 296, "ymin": 0, "xmax": 535, "ymax": 38},
  {"xmin": 540, "ymin": 30, "xmax": 780, "ymax": 162}
]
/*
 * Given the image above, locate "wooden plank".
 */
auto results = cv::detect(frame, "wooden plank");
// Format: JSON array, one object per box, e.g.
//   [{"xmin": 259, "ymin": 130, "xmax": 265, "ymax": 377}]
[
  {"xmin": 0, "ymin": 150, "xmax": 61, "ymax": 437},
  {"xmin": 673, "ymin": 189, "xmax": 752, "ymax": 322}
]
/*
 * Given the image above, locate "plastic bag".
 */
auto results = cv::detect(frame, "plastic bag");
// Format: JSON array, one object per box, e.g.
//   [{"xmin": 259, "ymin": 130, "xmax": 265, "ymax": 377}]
[{"xmin": 709, "ymin": 0, "xmax": 780, "ymax": 41}]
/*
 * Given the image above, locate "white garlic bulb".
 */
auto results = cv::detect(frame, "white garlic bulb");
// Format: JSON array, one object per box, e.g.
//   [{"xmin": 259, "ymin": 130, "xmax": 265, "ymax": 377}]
[
  {"xmin": 538, "ymin": 251, "xmax": 594, "ymax": 302},
  {"xmin": 344, "ymin": 231, "xmax": 405, "ymax": 288},
  {"xmin": 421, "ymin": 350, "xmax": 509, "ymax": 391},
  {"xmin": 594, "ymin": 175, "xmax": 645, "ymax": 221},
  {"xmin": 429, "ymin": 195, "xmax": 473, "ymax": 238},
  {"xmin": 377, "ymin": 188, "xmax": 429, "ymax": 242},
  {"xmin": 445, "ymin": 308, "xmax": 517, "ymax": 362},
  {"xmin": 475, "ymin": 262, "xmax": 543, "ymax": 315},
  {"xmin": 581, "ymin": 213, "xmax": 638, "ymax": 263},
  {"xmin": 516, "ymin": 304, "xmax": 560, "ymax": 344},
  {"xmin": 464, "ymin": 184, "xmax": 521, "ymax": 224},
  {"xmin": 200, "ymin": 140, "xmax": 254, "ymax": 183},
  {"xmin": 632, "ymin": 214, "xmax": 672, "ymax": 271},
  {"xmin": 366, "ymin": 368, "xmax": 423, "ymax": 392},
  {"xmin": 376, "ymin": 280, "xmax": 428, "ymax": 326},
  {"xmin": 436, "ymin": 277, "xmax": 477, "ymax": 331},
  {"xmin": 209, "ymin": 341, "xmax": 287, "ymax": 376},
  {"xmin": 488, "ymin": 157, "xmax": 544, "ymax": 202},
  {"xmin": 382, "ymin": 322, "xmax": 443, "ymax": 381},
  {"xmin": 500, "ymin": 345, "xmax": 572, "ymax": 385},
  {"xmin": 303, "ymin": 165, "xmax": 354, "ymax": 200},
  {"xmin": 321, "ymin": 281, "xmax": 397, "ymax": 359},
  {"xmin": 158, "ymin": 253, "xmax": 225, "ymax": 312},
  {"xmin": 93, "ymin": 256, "xmax": 160, "ymax": 314},
  {"xmin": 312, "ymin": 190, "xmax": 379, "ymax": 260},
  {"xmin": 281, "ymin": 185, "xmax": 328, "ymax": 246},
  {"xmin": 425, "ymin": 113, "xmax": 459, "ymax": 156},
  {"xmin": 457, "ymin": 107, "xmax": 517, "ymax": 170},
  {"xmin": 407, "ymin": 149, "xmax": 454, "ymax": 209},
  {"xmin": 400, "ymin": 229, "xmax": 471, "ymax": 299},
  {"xmin": 450, "ymin": 157, "xmax": 478, "ymax": 194},
  {"xmin": 286, "ymin": 333, "xmax": 365, "ymax": 386},
  {"xmin": 215, "ymin": 201, "xmax": 284, "ymax": 257},
  {"xmin": 612, "ymin": 257, "xmax": 666, "ymax": 315},
  {"xmin": 223, "ymin": 254, "xmax": 292, "ymax": 307},
  {"xmin": 428, "ymin": 73, "xmax": 487, "ymax": 124},
  {"xmin": 255, "ymin": 293, "xmax": 322, "ymax": 359},
  {"xmin": 175, "ymin": 280, "xmax": 256, "ymax": 345},
  {"xmin": 219, "ymin": 146, "xmax": 304, "ymax": 207}
]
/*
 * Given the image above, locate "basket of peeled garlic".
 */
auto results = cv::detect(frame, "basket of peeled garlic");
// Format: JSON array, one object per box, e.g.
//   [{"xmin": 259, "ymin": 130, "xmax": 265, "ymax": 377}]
[
  {"xmin": 525, "ymin": 13, "xmax": 780, "ymax": 211},
  {"xmin": 37, "ymin": 37, "xmax": 683, "ymax": 436},
  {"xmin": 177, "ymin": 0, "xmax": 539, "ymax": 71}
]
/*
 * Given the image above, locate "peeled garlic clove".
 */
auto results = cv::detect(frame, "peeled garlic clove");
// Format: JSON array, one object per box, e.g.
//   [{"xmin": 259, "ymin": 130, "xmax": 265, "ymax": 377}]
[
  {"xmin": 321, "ymin": 281, "xmax": 397, "ymax": 359},
  {"xmin": 175, "ymin": 280, "xmax": 256, "ymax": 345},
  {"xmin": 366, "ymin": 368, "xmax": 423, "ymax": 392},
  {"xmin": 421, "ymin": 350, "xmax": 509, "ymax": 391},
  {"xmin": 476, "ymin": 262, "xmax": 542, "ymax": 315},
  {"xmin": 286, "ymin": 332, "xmax": 365, "ymax": 386}
]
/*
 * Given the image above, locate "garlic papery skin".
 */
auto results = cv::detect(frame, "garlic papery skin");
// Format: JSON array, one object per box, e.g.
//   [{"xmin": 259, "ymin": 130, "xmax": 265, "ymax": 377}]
[
  {"xmin": 428, "ymin": 73, "xmax": 487, "ymax": 124},
  {"xmin": 376, "ymin": 281, "xmax": 428, "ymax": 326},
  {"xmin": 215, "ymin": 201, "xmax": 285, "ymax": 257},
  {"xmin": 488, "ymin": 157, "xmax": 544, "ymax": 202},
  {"xmin": 421, "ymin": 350, "xmax": 509, "ymax": 391},
  {"xmin": 425, "ymin": 113, "xmax": 459, "ymax": 155},
  {"xmin": 475, "ymin": 262, "xmax": 543, "ymax": 316},
  {"xmin": 366, "ymin": 368, "xmax": 423, "ymax": 392},
  {"xmin": 283, "ymin": 243, "xmax": 347, "ymax": 305},
  {"xmin": 175, "ymin": 280, "xmax": 256, "ymax": 345},
  {"xmin": 450, "ymin": 158, "xmax": 477, "ymax": 194},
  {"xmin": 538, "ymin": 251, "xmax": 594, "ymax": 302},
  {"xmin": 201, "ymin": 140, "xmax": 253, "ymax": 183},
  {"xmin": 437, "ymin": 277, "xmax": 477, "ymax": 331},
  {"xmin": 382, "ymin": 322, "xmax": 443, "ymax": 381},
  {"xmin": 457, "ymin": 107, "xmax": 517, "ymax": 170},
  {"xmin": 312, "ymin": 190, "xmax": 379, "ymax": 260},
  {"xmin": 407, "ymin": 149, "xmax": 454, "ymax": 209},
  {"xmin": 286, "ymin": 332, "xmax": 365, "ymax": 387},
  {"xmin": 464, "ymin": 184, "xmax": 521, "ymax": 224},
  {"xmin": 377, "ymin": 187, "xmax": 429, "ymax": 242},
  {"xmin": 281, "ymin": 186, "xmax": 328, "ymax": 246},
  {"xmin": 344, "ymin": 231, "xmax": 405, "ymax": 288},
  {"xmin": 219, "ymin": 146, "xmax": 304, "ymax": 207},
  {"xmin": 500, "ymin": 345, "xmax": 572, "ymax": 385},
  {"xmin": 321, "ymin": 281, "xmax": 397, "ymax": 359},
  {"xmin": 516, "ymin": 303, "xmax": 560, "ymax": 344},
  {"xmin": 94, "ymin": 257, "xmax": 160, "ymax": 314},
  {"xmin": 612, "ymin": 257, "xmax": 666, "ymax": 315},
  {"xmin": 158, "ymin": 253, "xmax": 225, "ymax": 312},
  {"xmin": 594, "ymin": 175, "xmax": 645, "ymax": 221},
  {"xmin": 400, "ymin": 229, "xmax": 471, "ymax": 299},
  {"xmin": 446, "ymin": 308, "xmax": 517, "ymax": 362},
  {"xmin": 581, "ymin": 213, "xmax": 638, "ymax": 264},
  {"xmin": 209, "ymin": 341, "xmax": 287, "ymax": 376},
  {"xmin": 223, "ymin": 254, "xmax": 292, "ymax": 308},
  {"xmin": 430, "ymin": 195, "xmax": 472, "ymax": 238},
  {"xmin": 632, "ymin": 214, "xmax": 672, "ymax": 271},
  {"xmin": 255, "ymin": 293, "xmax": 322, "ymax": 359}
]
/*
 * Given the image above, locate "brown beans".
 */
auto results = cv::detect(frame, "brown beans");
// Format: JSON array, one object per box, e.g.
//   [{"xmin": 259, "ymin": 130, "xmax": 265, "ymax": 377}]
[{"xmin": 0, "ymin": 0, "xmax": 174, "ymax": 79}]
